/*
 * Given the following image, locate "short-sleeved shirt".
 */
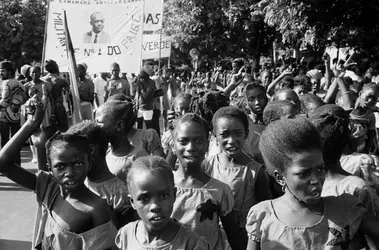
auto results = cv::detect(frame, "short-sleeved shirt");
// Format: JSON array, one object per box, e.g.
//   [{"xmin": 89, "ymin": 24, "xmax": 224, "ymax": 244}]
[
  {"xmin": 85, "ymin": 177, "xmax": 130, "ymax": 213},
  {"xmin": 105, "ymin": 78, "xmax": 130, "ymax": 98},
  {"xmin": 203, "ymin": 153, "xmax": 263, "ymax": 228},
  {"xmin": 172, "ymin": 177, "xmax": 234, "ymax": 250},
  {"xmin": 246, "ymin": 194, "xmax": 366, "ymax": 249},
  {"xmin": 106, "ymin": 147, "xmax": 148, "ymax": 181},
  {"xmin": 33, "ymin": 171, "xmax": 115, "ymax": 249},
  {"xmin": 129, "ymin": 128, "xmax": 163, "ymax": 155},
  {"xmin": 115, "ymin": 220, "xmax": 210, "ymax": 250},
  {"xmin": 42, "ymin": 73, "xmax": 69, "ymax": 106},
  {"xmin": 93, "ymin": 76, "xmax": 107, "ymax": 106},
  {"xmin": 78, "ymin": 78, "xmax": 95, "ymax": 103},
  {"xmin": 322, "ymin": 175, "xmax": 379, "ymax": 217}
]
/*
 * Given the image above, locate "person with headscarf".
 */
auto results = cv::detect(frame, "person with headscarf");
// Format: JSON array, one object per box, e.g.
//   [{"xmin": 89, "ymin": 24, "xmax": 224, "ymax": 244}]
[{"xmin": 0, "ymin": 61, "xmax": 26, "ymax": 166}]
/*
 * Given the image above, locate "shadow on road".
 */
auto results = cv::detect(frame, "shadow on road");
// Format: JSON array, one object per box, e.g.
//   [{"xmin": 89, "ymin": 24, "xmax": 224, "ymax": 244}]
[
  {"xmin": 0, "ymin": 239, "xmax": 32, "ymax": 250},
  {"xmin": 0, "ymin": 181, "xmax": 32, "ymax": 192}
]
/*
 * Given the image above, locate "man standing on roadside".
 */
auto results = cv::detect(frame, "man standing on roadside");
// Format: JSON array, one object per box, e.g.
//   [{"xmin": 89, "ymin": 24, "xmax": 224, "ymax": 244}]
[
  {"xmin": 0, "ymin": 60, "xmax": 26, "ymax": 165},
  {"xmin": 136, "ymin": 60, "xmax": 156, "ymax": 131},
  {"xmin": 42, "ymin": 59, "xmax": 70, "ymax": 132},
  {"xmin": 77, "ymin": 63, "xmax": 95, "ymax": 120}
]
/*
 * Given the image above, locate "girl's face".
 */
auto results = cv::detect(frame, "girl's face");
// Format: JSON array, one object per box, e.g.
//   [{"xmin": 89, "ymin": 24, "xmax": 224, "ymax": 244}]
[
  {"xmin": 245, "ymin": 87, "xmax": 268, "ymax": 115},
  {"xmin": 31, "ymin": 67, "xmax": 41, "ymax": 81},
  {"xmin": 129, "ymin": 169, "xmax": 175, "ymax": 232},
  {"xmin": 174, "ymin": 121, "xmax": 208, "ymax": 169},
  {"xmin": 360, "ymin": 88, "xmax": 379, "ymax": 108},
  {"xmin": 281, "ymin": 149, "xmax": 326, "ymax": 205},
  {"xmin": 215, "ymin": 117, "xmax": 247, "ymax": 158},
  {"xmin": 174, "ymin": 99, "xmax": 190, "ymax": 115},
  {"xmin": 50, "ymin": 143, "xmax": 90, "ymax": 192},
  {"xmin": 95, "ymin": 107, "xmax": 117, "ymax": 138}
]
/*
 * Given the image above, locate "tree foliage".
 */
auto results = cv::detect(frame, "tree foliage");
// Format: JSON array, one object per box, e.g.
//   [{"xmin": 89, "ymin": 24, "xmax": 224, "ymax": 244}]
[
  {"xmin": 253, "ymin": 0, "xmax": 379, "ymax": 50},
  {"xmin": 163, "ymin": 0, "xmax": 273, "ymax": 69},
  {"xmin": 0, "ymin": 0, "xmax": 46, "ymax": 68}
]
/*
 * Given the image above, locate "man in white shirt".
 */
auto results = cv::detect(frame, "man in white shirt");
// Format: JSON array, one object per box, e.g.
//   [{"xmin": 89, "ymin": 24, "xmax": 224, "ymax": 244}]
[
  {"xmin": 83, "ymin": 12, "xmax": 111, "ymax": 44},
  {"xmin": 94, "ymin": 72, "xmax": 107, "ymax": 107}
]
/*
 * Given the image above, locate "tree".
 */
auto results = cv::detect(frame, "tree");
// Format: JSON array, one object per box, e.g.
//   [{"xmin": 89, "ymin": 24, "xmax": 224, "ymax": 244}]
[
  {"xmin": 0, "ymin": 0, "xmax": 46, "ymax": 68},
  {"xmin": 252, "ymin": 0, "xmax": 379, "ymax": 57},
  {"xmin": 163, "ymin": 0, "xmax": 272, "ymax": 70}
]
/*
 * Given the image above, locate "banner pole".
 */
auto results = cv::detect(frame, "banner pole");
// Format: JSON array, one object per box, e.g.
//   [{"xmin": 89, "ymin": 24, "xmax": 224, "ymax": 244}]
[
  {"xmin": 158, "ymin": 0, "xmax": 164, "ymax": 68},
  {"xmin": 41, "ymin": 0, "xmax": 51, "ymax": 74},
  {"xmin": 158, "ymin": 28, "xmax": 162, "ymax": 68},
  {"xmin": 140, "ymin": 0, "xmax": 146, "ymax": 68}
]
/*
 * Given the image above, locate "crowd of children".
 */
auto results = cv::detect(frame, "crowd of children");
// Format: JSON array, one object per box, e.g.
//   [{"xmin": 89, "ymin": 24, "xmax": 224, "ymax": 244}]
[{"xmin": 2, "ymin": 50, "xmax": 379, "ymax": 249}]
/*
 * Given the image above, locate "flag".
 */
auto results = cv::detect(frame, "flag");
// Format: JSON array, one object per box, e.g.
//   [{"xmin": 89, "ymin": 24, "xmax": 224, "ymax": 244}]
[{"xmin": 63, "ymin": 10, "xmax": 82, "ymax": 125}]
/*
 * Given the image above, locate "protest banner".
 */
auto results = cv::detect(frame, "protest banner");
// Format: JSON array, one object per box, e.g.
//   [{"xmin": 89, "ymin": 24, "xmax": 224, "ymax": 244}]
[
  {"xmin": 43, "ymin": 0, "xmax": 144, "ymax": 73},
  {"xmin": 142, "ymin": 35, "xmax": 172, "ymax": 60},
  {"xmin": 143, "ymin": 0, "xmax": 164, "ymax": 33}
]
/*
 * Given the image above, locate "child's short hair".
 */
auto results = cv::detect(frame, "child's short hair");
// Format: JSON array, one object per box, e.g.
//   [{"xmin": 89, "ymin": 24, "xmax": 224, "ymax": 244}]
[
  {"xmin": 100, "ymin": 100, "xmax": 135, "ymax": 132},
  {"xmin": 308, "ymin": 104, "xmax": 350, "ymax": 165},
  {"xmin": 126, "ymin": 155, "xmax": 174, "ymax": 192},
  {"xmin": 45, "ymin": 131, "xmax": 90, "ymax": 166},
  {"xmin": 66, "ymin": 121, "xmax": 108, "ymax": 157},
  {"xmin": 280, "ymin": 76, "xmax": 294, "ymax": 89},
  {"xmin": 244, "ymin": 83, "xmax": 266, "ymax": 94},
  {"xmin": 174, "ymin": 92, "xmax": 192, "ymax": 106},
  {"xmin": 362, "ymin": 82, "xmax": 379, "ymax": 94},
  {"xmin": 212, "ymin": 106, "xmax": 249, "ymax": 135},
  {"xmin": 273, "ymin": 88, "xmax": 301, "ymax": 108},
  {"xmin": 173, "ymin": 113, "xmax": 210, "ymax": 139},
  {"xmin": 259, "ymin": 117, "xmax": 322, "ymax": 174},
  {"xmin": 189, "ymin": 92, "xmax": 219, "ymax": 128},
  {"xmin": 299, "ymin": 93, "xmax": 324, "ymax": 115},
  {"xmin": 263, "ymin": 100, "xmax": 296, "ymax": 125}
]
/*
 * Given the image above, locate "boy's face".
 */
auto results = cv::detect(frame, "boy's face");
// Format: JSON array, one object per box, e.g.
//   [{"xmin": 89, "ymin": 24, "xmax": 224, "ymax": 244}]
[
  {"xmin": 110, "ymin": 65, "xmax": 120, "ymax": 78},
  {"xmin": 360, "ymin": 88, "xmax": 378, "ymax": 108},
  {"xmin": 174, "ymin": 99, "xmax": 190, "ymax": 115},
  {"xmin": 214, "ymin": 117, "xmax": 247, "ymax": 158},
  {"xmin": 245, "ymin": 87, "xmax": 268, "ymax": 115},
  {"xmin": 129, "ymin": 169, "xmax": 176, "ymax": 232},
  {"xmin": 260, "ymin": 72, "xmax": 272, "ymax": 87},
  {"xmin": 50, "ymin": 143, "xmax": 90, "ymax": 193},
  {"xmin": 0, "ymin": 68, "xmax": 9, "ymax": 80}
]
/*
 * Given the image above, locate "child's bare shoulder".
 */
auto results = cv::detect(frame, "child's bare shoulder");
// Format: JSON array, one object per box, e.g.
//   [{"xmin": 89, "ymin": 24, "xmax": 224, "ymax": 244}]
[{"xmin": 83, "ymin": 190, "xmax": 111, "ymax": 226}]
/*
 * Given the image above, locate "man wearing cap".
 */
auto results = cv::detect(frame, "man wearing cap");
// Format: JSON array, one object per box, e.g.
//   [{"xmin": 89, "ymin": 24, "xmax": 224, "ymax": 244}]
[
  {"xmin": 136, "ymin": 60, "xmax": 157, "ymax": 130},
  {"xmin": 20, "ymin": 64, "xmax": 32, "ymax": 84},
  {"xmin": 0, "ymin": 60, "xmax": 26, "ymax": 165},
  {"xmin": 78, "ymin": 63, "xmax": 95, "ymax": 120},
  {"xmin": 42, "ymin": 59, "xmax": 70, "ymax": 131}
]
